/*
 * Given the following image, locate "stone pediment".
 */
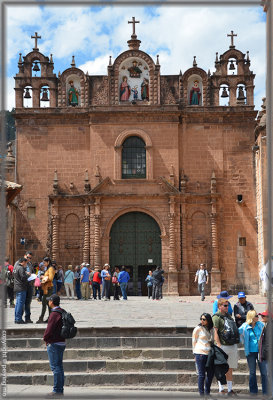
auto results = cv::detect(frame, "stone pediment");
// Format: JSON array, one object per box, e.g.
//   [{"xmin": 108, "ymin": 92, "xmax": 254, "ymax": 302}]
[{"xmin": 90, "ymin": 176, "xmax": 179, "ymax": 196}]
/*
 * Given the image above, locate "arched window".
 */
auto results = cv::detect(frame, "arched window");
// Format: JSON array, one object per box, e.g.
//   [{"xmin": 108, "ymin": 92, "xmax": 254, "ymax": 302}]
[{"xmin": 122, "ymin": 136, "xmax": 146, "ymax": 179}]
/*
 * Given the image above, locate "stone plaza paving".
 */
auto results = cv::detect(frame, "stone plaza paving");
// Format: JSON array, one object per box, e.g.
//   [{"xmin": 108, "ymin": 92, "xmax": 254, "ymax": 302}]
[{"xmin": 5, "ymin": 294, "xmax": 269, "ymax": 330}]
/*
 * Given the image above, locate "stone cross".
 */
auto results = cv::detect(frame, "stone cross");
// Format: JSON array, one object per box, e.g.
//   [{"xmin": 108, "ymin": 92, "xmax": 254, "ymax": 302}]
[
  {"xmin": 31, "ymin": 32, "xmax": 41, "ymax": 50},
  {"xmin": 128, "ymin": 17, "xmax": 140, "ymax": 36},
  {"xmin": 227, "ymin": 30, "xmax": 237, "ymax": 48}
]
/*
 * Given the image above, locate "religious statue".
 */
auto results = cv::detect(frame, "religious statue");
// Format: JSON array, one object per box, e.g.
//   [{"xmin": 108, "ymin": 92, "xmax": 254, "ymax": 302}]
[
  {"xmin": 68, "ymin": 80, "xmax": 79, "ymax": 106},
  {"xmin": 131, "ymin": 86, "xmax": 139, "ymax": 101},
  {"xmin": 120, "ymin": 76, "xmax": 131, "ymax": 101},
  {"xmin": 141, "ymin": 78, "xmax": 149, "ymax": 101},
  {"xmin": 128, "ymin": 60, "xmax": 142, "ymax": 78},
  {"xmin": 189, "ymin": 80, "xmax": 201, "ymax": 105}
]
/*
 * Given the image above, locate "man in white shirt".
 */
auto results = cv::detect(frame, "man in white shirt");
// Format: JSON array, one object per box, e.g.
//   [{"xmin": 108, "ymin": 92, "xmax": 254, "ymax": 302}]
[{"xmin": 194, "ymin": 263, "xmax": 209, "ymax": 301}]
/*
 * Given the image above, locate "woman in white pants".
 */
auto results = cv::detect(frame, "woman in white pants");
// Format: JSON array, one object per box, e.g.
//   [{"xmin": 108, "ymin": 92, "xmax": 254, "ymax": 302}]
[{"xmin": 64, "ymin": 265, "xmax": 74, "ymax": 299}]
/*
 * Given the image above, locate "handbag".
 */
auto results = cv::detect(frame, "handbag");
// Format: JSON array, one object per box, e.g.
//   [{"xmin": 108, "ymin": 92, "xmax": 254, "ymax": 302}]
[
  {"xmin": 112, "ymin": 276, "xmax": 118, "ymax": 284},
  {"xmin": 34, "ymin": 277, "xmax": 41, "ymax": 287}
]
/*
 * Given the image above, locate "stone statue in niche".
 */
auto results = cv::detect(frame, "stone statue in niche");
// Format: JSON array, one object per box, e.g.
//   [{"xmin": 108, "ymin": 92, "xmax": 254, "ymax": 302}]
[
  {"xmin": 120, "ymin": 76, "xmax": 131, "ymax": 101},
  {"xmin": 190, "ymin": 80, "xmax": 201, "ymax": 105},
  {"xmin": 128, "ymin": 60, "xmax": 142, "ymax": 78},
  {"xmin": 141, "ymin": 78, "xmax": 149, "ymax": 101},
  {"xmin": 68, "ymin": 80, "xmax": 79, "ymax": 106}
]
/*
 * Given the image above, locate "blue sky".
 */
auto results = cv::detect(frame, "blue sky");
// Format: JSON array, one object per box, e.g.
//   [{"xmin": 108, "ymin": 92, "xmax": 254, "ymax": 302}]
[{"xmin": 6, "ymin": 4, "xmax": 266, "ymax": 110}]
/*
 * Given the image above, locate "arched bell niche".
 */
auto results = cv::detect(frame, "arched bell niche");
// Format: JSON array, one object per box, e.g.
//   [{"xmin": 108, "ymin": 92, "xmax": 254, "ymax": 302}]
[
  {"xmin": 119, "ymin": 57, "xmax": 150, "ymax": 103},
  {"xmin": 32, "ymin": 60, "xmax": 41, "ymax": 78},
  {"xmin": 236, "ymin": 83, "xmax": 246, "ymax": 105},
  {"xmin": 66, "ymin": 75, "xmax": 81, "ymax": 106},
  {"xmin": 23, "ymin": 86, "xmax": 33, "ymax": 108},
  {"xmin": 40, "ymin": 85, "xmax": 50, "ymax": 108},
  {"xmin": 219, "ymin": 84, "xmax": 230, "ymax": 106},
  {"xmin": 227, "ymin": 58, "xmax": 238, "ymax": 75},
  {"xmin": 187, "ymin": 75, "xmax": 203, "ymax": 105}
]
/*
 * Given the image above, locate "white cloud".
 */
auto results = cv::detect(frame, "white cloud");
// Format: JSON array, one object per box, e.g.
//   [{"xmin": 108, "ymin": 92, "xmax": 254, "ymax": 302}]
[{"xmin": 6, "ymin": 4, "xmax": 266, "ymax": 110}]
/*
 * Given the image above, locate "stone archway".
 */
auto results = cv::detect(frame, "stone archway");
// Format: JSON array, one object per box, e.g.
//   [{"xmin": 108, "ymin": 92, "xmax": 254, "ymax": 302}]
[{"xmin": 109, "ymin": 211, "xmax": 162, "ymax": 296}]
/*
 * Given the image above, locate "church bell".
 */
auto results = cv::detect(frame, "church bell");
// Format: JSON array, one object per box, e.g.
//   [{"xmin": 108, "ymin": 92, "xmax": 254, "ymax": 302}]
[
  {"xmin": 237, "ymin": 86, "xmax": 246, "ymax": 101},
  {"xmin": 24, "ymin": 88, "xmax": 31, "ymax": 99},
  {"xmin": 221, "ymin": 87, "xmax": 229, "ymax": 98},
  {"xmin": 229, "ymin": 60, "xmax": 235, "ymax": 70},
  {"xmin": 41, "ymin": 88, "xmax": 49, "ymax": 101},
  {"xmin": 32, "ymin": 61, "xmax": 40, "ymax": 72}
]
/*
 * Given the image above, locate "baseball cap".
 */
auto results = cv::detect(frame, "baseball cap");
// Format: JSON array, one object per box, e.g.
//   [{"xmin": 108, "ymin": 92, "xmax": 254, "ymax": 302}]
[
  {"xmin": 238, "ymin": 291, "xmax": 246, "ymax": 298},
  {"xmin": 217, "ymin": 290, "xmax": 233, "ymax": 299},
  {"xmin": 46, "ymin": 294, "xmax": 60, "ymax": 306},
  {"xmin": 258, "ymin": 310, "xmax": 270, "ymax": 317}
]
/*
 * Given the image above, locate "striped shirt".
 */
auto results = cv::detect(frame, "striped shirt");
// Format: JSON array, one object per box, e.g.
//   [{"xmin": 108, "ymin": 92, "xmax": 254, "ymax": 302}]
[{"xmin": 192, "ymin": 325, "xmax": 213, "ymax": 355}]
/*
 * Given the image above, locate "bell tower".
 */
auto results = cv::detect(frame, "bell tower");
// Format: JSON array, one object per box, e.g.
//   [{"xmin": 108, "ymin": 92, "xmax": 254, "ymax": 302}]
[
  {"xmin": 211, "ymin": 31, "xmax": 255, "ymax": 107},
  {"xmin": 14, "ymin": 32, "xmax": 58, "ymax": 108}
]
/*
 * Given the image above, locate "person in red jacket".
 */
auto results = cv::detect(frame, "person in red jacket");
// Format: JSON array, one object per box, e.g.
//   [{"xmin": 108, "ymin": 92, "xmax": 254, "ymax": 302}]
[{"xmin": 43, "ymin": 294, "xmax": 65, "ymax": 397}]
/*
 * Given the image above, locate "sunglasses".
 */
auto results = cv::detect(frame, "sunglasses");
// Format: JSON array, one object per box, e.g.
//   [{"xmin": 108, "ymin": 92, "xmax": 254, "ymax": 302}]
[
  {"xmin": 26, "ymin": 256, "xmax": 32, "ymax": 259},
  {"xmin": 200, "ymin": 318, "xmax": 207, "ymax": 321},
  {"xmin": 255, "ymin": 315, "xmax": 259, "ymax": 318},
  {"xmin": 223, "ymin": 304, "xmax": 229, "ymax": 307}
]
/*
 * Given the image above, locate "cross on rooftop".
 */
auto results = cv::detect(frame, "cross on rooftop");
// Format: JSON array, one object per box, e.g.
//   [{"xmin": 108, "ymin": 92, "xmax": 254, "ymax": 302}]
[
  {"xmin": 31, "ymin": 32, "xmax": 41, "ymax": 50},
  {"xmin": 128, "ymin": 17, "xmax": 140, "ymax": 36},
  {"xmin": 227, "ymin": 30, "xmax": 237, "ymax": 48}
]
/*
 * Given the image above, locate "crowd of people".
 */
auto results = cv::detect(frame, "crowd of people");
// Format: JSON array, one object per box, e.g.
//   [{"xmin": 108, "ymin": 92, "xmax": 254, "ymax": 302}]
[{"xmin": 192, "ymin": 290, "xmax": 272, "ymax": 398}]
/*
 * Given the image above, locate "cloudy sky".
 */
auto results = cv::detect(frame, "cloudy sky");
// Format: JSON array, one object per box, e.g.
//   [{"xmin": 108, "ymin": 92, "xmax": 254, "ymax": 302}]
[{"xmin": 5, "ymin": 3, "xmax": 266, "ymax": 110}]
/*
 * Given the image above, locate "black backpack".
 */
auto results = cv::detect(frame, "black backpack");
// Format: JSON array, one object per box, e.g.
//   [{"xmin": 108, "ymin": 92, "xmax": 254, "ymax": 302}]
[
  {"xmin": 216, "ymin": 314, "xmax": 240, "ymax": 345},
  {"xmin": 53, "ymin": 309, "xmax": 77, "ymax": 339}
]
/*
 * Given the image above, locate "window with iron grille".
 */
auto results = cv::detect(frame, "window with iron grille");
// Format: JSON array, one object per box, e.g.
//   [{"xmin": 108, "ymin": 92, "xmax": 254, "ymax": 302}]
[{"xmin": 122, "ymin": 136, "xmax": 146, "ymax": 179}]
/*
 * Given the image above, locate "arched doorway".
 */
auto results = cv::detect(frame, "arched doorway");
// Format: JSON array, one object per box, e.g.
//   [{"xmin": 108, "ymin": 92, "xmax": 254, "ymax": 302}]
[{"xmin": 109, "ymin": 212, "xmax": 162, "ymax": 296}]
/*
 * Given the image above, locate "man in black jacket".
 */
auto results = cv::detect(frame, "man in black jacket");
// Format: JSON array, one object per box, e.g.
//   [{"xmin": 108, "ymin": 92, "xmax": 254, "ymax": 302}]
[
  {"xmin": 43, "ymin": 294, "xmax": 66, "ymax": 397},
  {"xmin": 152, "ymin": 266, "xmax": 164, "ymax": 300},
  {"xmin": 234, "ymin": 291, "xmax": 254, "ymax": 327},
  {"xmin": 14, "ymin": 257, "xmax": 30, "ymax": 324}
]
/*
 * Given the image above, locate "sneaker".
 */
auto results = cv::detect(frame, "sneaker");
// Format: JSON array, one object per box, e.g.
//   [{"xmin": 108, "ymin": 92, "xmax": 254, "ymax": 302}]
[
  {"xmin": 219, "ymin": 390, "xmax": 228, "ymax": 396},
  {"xmin": 227, "ymin": 390, "xmax": 238, "ymax": 396},
  {"xmin": 15, "ymin": 320, "xmax": 26, "ymax": 324},
  {"xmin": 36, "ymin": 318, "xmax": 44, "ymax": 324},
  {"xmin": 25, "ymin": 319, "xmax": 33, "ymax": 323}
]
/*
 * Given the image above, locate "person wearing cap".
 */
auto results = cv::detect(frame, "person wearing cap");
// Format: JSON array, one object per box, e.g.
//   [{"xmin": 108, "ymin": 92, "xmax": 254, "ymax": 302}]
[
  {"xmin": 194, "ymin": 263, "xmax": 209, "ymax": 301},
  {"xmin": 43, "ymin": 294, "xmax": 66, "ymax": 397},
  {"xmin": 101, "ymin": 264, "xmax": 111, "ymax": 301},
  {"xmin": 233, "ymin": 292, "xmax": 254, "ymax": 327},
  {"xmin": 212, "ymin": 291, "xmax": 233, "ymax": 315},
  {"xmin": 239, "ymin": 310, "xmax": 267, "ymax": 396},
  {"xmin": 80, "ymin": 263, "xmax": 90, "ymax": 300}
]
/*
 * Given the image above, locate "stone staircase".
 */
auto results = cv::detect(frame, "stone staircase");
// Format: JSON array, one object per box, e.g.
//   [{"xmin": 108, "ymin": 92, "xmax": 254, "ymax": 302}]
[{"xmin": 7, "ymin": 327, "xmax": 255, "ymax": 393}]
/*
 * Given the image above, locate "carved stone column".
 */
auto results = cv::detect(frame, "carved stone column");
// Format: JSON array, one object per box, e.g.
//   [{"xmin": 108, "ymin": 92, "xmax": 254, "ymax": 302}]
[
  {"xmin": 168, "ymin": 196, "xmax": 179, "ymax": 295},
  {"xmin": 210, "ymin": 209, "xmax": 221, "ymax": 295},
  {"xmin": 180, "ymin": 208, "xmax": 190, "ymax": 295},
  {"xmin": 51, "ymin": 215, "xmax": 59, "ymax": 262},
  {"xmin": 83, "ymin": 204, "xmax": 90, "ymax": 264},
  {"xmin": 94, "ymin": 214, "xmax": 101, "ymax": 267}
]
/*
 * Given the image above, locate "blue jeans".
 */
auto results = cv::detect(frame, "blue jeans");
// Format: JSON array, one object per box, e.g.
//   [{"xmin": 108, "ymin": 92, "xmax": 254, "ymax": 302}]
[
  {"xmin": 75, "ymin": 280, "xmax": 82, "ymax": 299},
  {"xmin": 195, "ymin": 353, "xmax": 214, "ymax": 395},
  {"xmin": 102, "ymin": 280, "xmax": 110, "ymax": 299},
  {"xmin": 119, "ymin": 282, "xmax": 128, "ymax": 300},
  {"xmin": 15, "ymin": 290, "xmax": 27, "ymax": 322},
  {"xmin": 47, "ymin": 343, "xmax": 66, "ymax": 394},
  {"xmin": 247, "ymin": 352, "xmax": 267, "ymax": 394}
]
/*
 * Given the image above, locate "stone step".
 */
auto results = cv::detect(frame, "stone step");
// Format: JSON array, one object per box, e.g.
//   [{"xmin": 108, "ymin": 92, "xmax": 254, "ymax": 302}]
[
  {"xmin": 7, "ymin": 336, "xmax": 193, "ymax": 349},
  {"xmin": 7, "ymin": 347, "xmax": 246, "ymax": 362},
  {"xmin": 6, "ymin": 358, "xmax": 250, "ymax": 374},
  {"xmin": 7, "ymin": 371, "xmax": 260, "ymax": 387}
]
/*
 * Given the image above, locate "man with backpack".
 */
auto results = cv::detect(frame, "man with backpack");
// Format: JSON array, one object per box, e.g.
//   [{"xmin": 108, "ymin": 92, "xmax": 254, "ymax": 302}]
[
  {"xmin": 194, "ymin": 263, "xmax": 209, "ymax": 301},
  {"xmin": 212, "ymin": 298, "xmax": 240, "ymax": 396},
  {"xmin": 43, "ymin": 294, "xmax": 68, "ymax": 397}
]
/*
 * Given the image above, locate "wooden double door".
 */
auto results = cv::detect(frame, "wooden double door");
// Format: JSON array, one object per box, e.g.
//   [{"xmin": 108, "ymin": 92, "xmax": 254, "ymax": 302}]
[{"xmin": 109, "ymin": 212, "xmax": 162, "ymax": 295}]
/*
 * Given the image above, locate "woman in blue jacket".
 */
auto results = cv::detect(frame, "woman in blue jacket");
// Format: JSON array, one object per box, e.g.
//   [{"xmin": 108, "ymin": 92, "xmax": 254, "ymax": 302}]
[{"xmin": 239, "ymin": 310, "xmax": 267, "ymax": 396}]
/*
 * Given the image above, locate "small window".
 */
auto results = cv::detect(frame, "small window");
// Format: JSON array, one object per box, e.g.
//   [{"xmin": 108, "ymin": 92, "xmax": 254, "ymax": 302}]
[
  {"xmin": 239, "ymin": 237, "xmax": 246, "ymax": 246},
  {"xmin": 122, "ymin": 136, "xmax": 146, "ymax": 179},
  {"xmin": 27, "ymin": 207, "xmax": 36, "ymax": 219}
]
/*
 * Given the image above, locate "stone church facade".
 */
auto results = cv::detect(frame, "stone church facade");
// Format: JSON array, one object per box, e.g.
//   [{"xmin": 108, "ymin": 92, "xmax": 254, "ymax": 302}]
[{"xmin": 14, "ymin": 23, "xmax": 258, "ymax": 296}]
